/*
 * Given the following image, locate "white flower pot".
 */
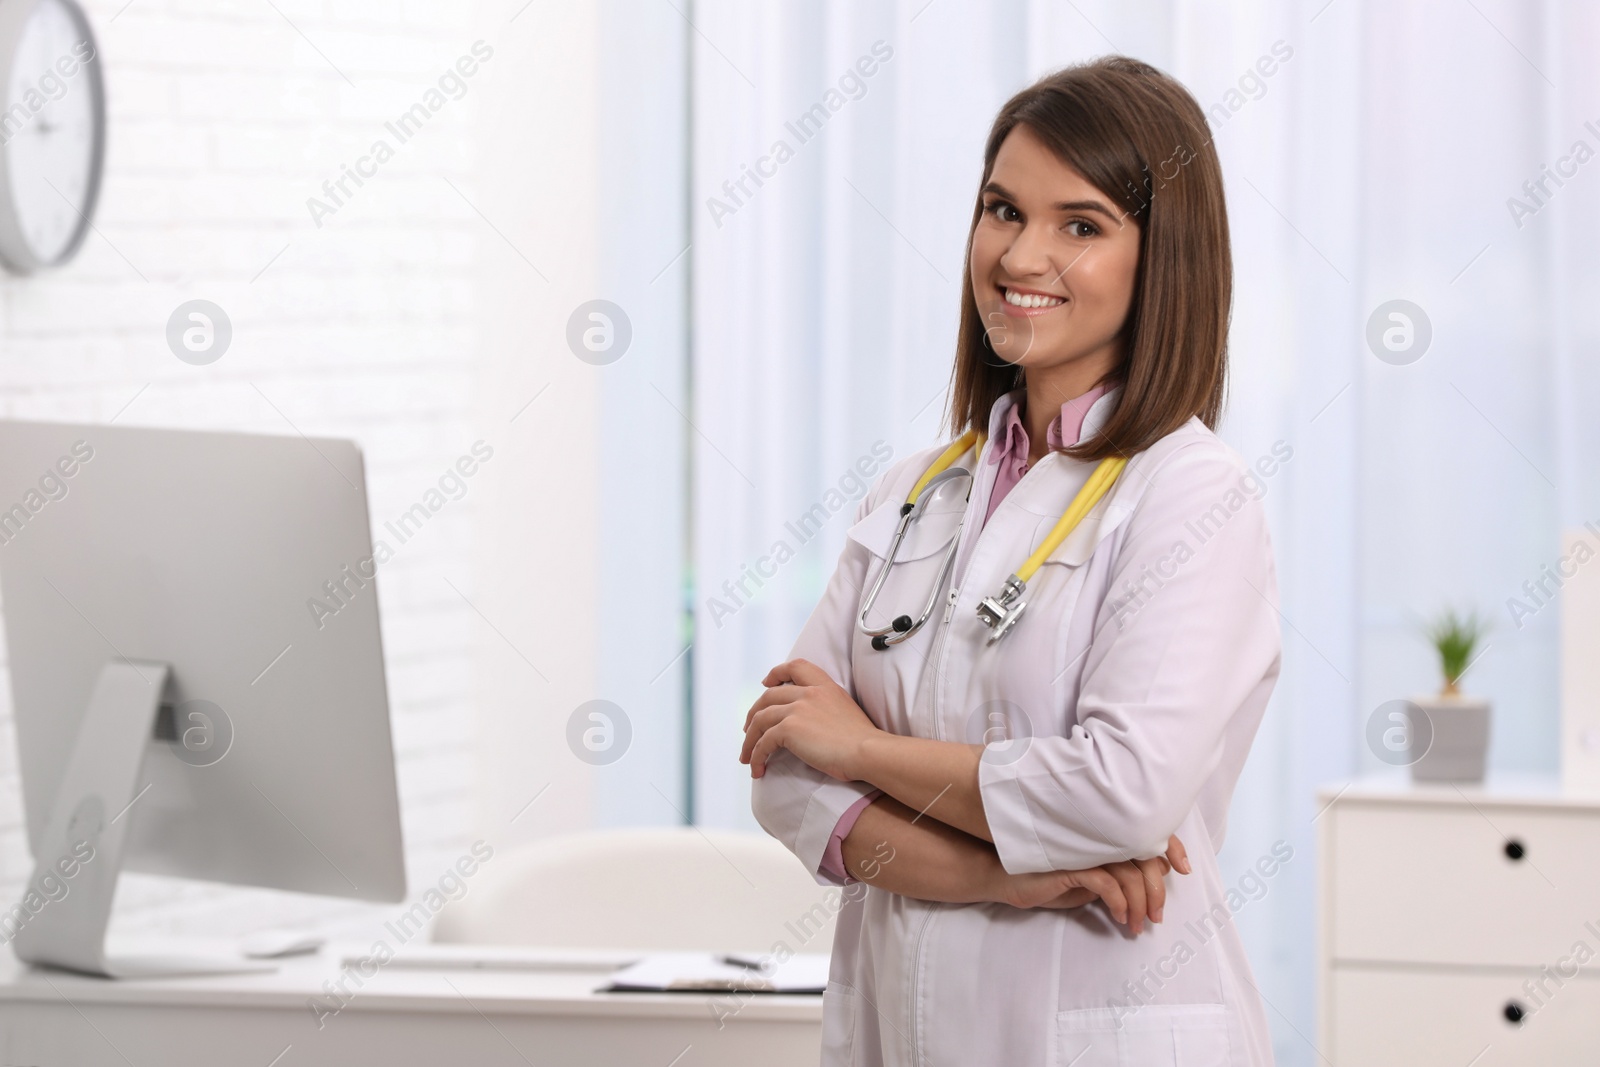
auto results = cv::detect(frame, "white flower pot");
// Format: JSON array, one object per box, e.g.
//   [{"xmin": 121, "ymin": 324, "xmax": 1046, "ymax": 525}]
[{"xmin": 1409, "ymin": 694, "xmax": 1490, "ymax": 783}]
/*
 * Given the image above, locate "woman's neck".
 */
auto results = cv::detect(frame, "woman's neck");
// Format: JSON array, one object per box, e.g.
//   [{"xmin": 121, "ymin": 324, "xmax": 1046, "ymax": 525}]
[{"xmin": 1020, "ymin": 339, "xmax": 1121, "ymax": 461}]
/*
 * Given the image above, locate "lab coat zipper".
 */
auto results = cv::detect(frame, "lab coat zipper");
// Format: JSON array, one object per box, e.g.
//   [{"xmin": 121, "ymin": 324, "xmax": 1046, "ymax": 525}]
[
  {"xmin": 904, "ymin": 457, "xmax": 987, "ymax": 1063},
  {"xmin": 928, "ymin": 557, "xmax": 963, "ymax": 744},
  {"xmin": 908, "ymin": 452, "xmax": 1055, "ymax": 1056},
  {"xmin": 901, "ymin": 463, "xmax": 1005, "ymax": 1060},
  {"xmin": 929, "ymin": 449, "xmax": 1046, "ymax": 743},
  {"xmin": 910, "ymin": 442, "xmax": 1034, "ymax": 1062},
  {"xmin": 932, "ymin": 585, "xmax": 960, "ymax": 734},
  {"xmin": 904, "ymin": 588, "xmax": 958, "ymax": 1064},
  {"xmin": 906, "ymin": 904, "xmax": 937, "ymax": 1066}
]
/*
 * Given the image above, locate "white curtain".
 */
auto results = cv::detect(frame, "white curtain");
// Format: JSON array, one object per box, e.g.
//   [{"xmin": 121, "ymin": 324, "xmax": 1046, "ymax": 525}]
[{"xmin": 683, "ymin": 1, "xmax": 1594, "ymax": 1059}]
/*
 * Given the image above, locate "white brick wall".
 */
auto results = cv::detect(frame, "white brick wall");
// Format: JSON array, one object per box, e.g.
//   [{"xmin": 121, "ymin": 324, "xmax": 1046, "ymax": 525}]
[{"xmin": 0, "ymin": 0, "xmax": 493, "ymax": 940}]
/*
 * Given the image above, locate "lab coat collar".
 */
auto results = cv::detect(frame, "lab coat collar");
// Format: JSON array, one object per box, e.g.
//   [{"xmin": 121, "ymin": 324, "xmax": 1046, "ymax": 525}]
[
  {"xmin": 982, "ymin": 384, "xmax": 1130, "ymax": 566},
  {"xmin": 984, "ymin": 383, "xmax": 1123, "ymax": 452}
]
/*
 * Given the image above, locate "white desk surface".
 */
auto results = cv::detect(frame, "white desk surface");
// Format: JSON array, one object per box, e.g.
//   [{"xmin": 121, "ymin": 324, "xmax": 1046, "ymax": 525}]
[{"xmin": 1, "ymin": 941, "xmax": 826, "ymax": 1067}]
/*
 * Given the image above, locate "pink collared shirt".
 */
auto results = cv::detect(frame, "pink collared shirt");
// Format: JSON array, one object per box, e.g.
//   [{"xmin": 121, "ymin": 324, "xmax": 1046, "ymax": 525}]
[
  {"xmin": 983, "ymin": 383, "xmax": 1107, "ymax": 525},
  {"xmin": 818, "ymin": 383, "xmax": 1108, "ymax": 883}
]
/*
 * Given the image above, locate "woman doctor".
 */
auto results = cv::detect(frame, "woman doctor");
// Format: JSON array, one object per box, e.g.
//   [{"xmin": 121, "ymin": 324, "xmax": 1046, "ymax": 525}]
[{"xmin": 739, "ymin": 56, "xmax": 1281, "ymax": 1067}]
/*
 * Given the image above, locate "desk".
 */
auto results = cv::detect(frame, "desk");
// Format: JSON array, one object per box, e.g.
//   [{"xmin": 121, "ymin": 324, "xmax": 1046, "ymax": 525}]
[{"xmin": 0, "ymin": 942, "xmax": 825, "ymax": 1067}]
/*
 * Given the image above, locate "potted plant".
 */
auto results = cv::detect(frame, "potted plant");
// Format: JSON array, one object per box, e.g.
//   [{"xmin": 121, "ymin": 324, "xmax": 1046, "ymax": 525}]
[{"xmin": 1410, "ymin": 608, "xmax": 1491, "ymax": 783}]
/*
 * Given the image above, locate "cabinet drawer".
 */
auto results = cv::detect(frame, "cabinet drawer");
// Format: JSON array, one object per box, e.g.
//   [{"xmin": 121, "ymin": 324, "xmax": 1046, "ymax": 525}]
[
  {"xmin": 1330, "ymin": 803, "xmax": 1600, "ymax": 967},
  {"xmin": 1331, "ymin": 966, "xmax": 1600, "ymax": 1066}
]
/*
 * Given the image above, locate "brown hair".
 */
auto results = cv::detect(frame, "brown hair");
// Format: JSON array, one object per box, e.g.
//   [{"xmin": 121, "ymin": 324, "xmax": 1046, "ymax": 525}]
[{"xmin": 946, "ymin": 56, "xmax": 1231, "ymax": 460}]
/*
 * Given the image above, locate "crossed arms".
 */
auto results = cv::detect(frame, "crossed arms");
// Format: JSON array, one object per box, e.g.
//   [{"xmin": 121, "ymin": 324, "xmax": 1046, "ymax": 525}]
[{"xmin": 740, "ymin": 658, "xmax": 1186, "ymax": 932}]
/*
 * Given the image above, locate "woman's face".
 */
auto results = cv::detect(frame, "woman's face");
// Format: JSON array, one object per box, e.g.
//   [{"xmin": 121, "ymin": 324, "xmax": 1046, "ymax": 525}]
[{"xmin": 969, "ymin": 124, "xmax": 1142, "ymax": 393}]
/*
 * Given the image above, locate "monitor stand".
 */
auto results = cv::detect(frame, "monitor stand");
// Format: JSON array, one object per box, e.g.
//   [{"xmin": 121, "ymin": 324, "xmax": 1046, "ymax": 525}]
[{"xmin": 10, "ymin": 661, "xmax": 274, "ymax": 978}]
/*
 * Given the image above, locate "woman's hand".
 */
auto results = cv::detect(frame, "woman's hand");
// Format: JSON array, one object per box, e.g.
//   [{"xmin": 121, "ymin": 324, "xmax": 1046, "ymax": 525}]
[
  {"xmin": 740, "ymin": 659, "xmax": 880, "ymax": 781},
  {"xmin": 989, "ymin": 835, "xmax": 1191, "ymax": 934}
]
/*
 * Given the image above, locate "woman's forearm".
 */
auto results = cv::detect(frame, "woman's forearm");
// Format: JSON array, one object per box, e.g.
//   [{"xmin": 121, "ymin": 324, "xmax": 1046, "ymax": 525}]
[
  {"xmin": 849, "ymin": 733, "xmax": 993, "ymax": 842},
  {"xmin": 838, "ymin": 794, "xmax": 1004, "ymax": 903},
  {"xmin": 839, "ymin": 792, "xmax": 1171, "ymax": 927}
]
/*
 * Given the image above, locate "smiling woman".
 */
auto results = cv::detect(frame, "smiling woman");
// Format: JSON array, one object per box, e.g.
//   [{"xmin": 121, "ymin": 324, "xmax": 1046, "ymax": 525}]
[
  {"xmin": 951, "ymin": 56, "xmax": 1231, "ymax": 466},
  {"xmin": 966, "ymin": 124, "xmax": 1145, "ymax": 462},
  {"xmin": 743, "ymin": 55, "xmax": 1280, "ymax": 1067}
]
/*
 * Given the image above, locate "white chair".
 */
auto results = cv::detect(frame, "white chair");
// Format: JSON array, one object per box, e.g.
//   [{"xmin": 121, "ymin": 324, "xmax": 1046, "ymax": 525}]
[{"xmin": 431, "ymin": 827, "xmax": 839, "ymax": 954}]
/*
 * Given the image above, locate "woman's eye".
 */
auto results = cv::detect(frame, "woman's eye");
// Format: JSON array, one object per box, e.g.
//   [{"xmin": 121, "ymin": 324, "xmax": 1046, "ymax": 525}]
[
  {"xmin": 986, "ymin": 201, "xmax": 1020, "ymax": 223},
  {"xmin": 1066, "ymin": 220, "xmax": 1099, "ymax": 238}
]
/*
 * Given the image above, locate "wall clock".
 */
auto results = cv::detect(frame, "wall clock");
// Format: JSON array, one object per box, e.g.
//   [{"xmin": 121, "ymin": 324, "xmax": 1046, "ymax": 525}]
[{"xmin": 0, "ymin": 0, "xmax": 104, "ymax": 274}]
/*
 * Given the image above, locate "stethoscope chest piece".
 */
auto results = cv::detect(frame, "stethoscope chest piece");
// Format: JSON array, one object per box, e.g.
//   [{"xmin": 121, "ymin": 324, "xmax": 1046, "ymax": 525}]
[
  {"xmin": 857, "ymin": 430, "xmax": 1127, "ymax": 651},
  {"xmin": 975, "ymin": 574, "xmax": 1027, "ymax": 643}
]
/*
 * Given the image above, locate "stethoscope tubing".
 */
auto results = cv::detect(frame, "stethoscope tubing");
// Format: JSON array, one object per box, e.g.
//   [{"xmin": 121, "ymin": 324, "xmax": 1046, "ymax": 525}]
[
  {"xmin": 856, "ymin": 431, "xmax": 1127, "ymax": 649},
  {"xmin": 857, "ymin": 467, "xmax": 972, "ymax": 648}
]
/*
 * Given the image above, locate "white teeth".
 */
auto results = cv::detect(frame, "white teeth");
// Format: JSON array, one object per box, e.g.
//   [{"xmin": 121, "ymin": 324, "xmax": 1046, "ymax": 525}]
[{"xmin": 1003, "ymin": 288, "xmax": 1064, "ymax": 308}]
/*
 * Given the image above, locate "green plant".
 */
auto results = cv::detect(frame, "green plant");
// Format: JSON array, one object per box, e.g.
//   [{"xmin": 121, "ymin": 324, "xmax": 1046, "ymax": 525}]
[{"xmin": 1426, "ymin": 608, "xmax": 1489, "ymax": 695}]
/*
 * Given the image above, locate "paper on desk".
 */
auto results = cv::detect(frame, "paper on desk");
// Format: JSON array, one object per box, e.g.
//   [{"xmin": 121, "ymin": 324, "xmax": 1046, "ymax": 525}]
[{"xmin": 600, "ymin": 952, "xmax": 829, "ymax": 994}]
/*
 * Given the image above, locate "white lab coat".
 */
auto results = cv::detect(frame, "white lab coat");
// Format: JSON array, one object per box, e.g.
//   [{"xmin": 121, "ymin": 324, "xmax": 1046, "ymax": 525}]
[{"xmin": 751, "ymin": 387, "xmax": 1281, "ymax": 1066}]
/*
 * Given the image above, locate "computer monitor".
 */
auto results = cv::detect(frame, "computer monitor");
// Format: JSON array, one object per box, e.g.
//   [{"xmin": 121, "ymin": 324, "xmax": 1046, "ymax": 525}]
[{"xmin": 0, "ymin": 419, "xmax": 406, "ymax": 977}]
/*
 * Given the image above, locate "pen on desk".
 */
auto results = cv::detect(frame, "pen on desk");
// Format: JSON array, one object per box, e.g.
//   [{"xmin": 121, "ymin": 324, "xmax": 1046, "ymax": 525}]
[{"xmin": 717, "ymin": 954, "xmax": 766, "ymax": 970}]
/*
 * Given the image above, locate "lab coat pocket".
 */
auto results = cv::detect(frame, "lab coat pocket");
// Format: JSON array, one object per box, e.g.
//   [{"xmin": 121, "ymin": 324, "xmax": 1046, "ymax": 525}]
[
  {"xmin": 845, "ymin": 486, "xmax": 965, "ymax": 563},
  {"xmin": 820, "ymin": 980, "xmax": 858, "ymax": 1065},
  {"xmin": 845, "ymin": 492, "xmax": 964, "ymax": 631},
  {"xmin": 1056, "ymin": 1003, "xmax": 1231, "ymax": 1067},
  {"xmin": 1027, "ymin": 494, "xmax": 1129, "ymax": 568}
]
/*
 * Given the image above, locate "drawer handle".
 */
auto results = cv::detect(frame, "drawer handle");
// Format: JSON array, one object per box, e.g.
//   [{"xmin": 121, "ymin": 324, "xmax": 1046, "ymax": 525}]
[
  {"xmin": 1504, "ymin": 839, "xmax": 1526, "ymax": 862},
  {"xmin": 1504, "ymin": 1000, "xmax": 1526, "ymax": 1025}
]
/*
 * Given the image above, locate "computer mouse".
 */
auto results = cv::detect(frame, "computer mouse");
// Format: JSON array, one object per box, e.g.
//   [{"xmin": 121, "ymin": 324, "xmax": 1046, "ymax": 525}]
[{"xmin": 239, "ymin": 929, "xmax": 326, "ymax": 959}]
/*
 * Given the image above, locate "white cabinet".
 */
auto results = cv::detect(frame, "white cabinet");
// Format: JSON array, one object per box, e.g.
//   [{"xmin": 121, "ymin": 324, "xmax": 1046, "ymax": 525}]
[
  {"xmin": 1329, "ymin": 969, "xmax": 1600, "ymax": 1064},
  {"xmin": 1319, "ymin": 774, "xmax": 1600, "ymax": 1066}
]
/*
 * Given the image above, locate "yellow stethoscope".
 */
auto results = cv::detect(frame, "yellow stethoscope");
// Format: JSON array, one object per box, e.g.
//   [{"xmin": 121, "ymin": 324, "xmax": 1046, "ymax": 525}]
[{"xmin": 857, "ymin": 429, "xmax": 1126, "ymax": 649}]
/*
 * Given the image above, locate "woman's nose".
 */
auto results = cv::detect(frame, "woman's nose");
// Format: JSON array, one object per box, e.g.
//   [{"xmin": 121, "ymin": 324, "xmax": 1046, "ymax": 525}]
[{"xmin": 999, "ymin": 224, "xmax": 1058, "ymax": 282}]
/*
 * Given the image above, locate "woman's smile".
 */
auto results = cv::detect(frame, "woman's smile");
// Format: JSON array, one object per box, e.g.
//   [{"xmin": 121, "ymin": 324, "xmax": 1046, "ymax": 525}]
[{"xmin": 998, "ymin": 284, "xmax": 1068, "ymax": 316}]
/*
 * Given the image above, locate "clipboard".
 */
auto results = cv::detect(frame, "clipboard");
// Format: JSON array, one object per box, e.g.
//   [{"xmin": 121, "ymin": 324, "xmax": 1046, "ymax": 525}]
[{"xmin": 599, "ymin": 951, "xmax": 829, "ymax": 994}]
